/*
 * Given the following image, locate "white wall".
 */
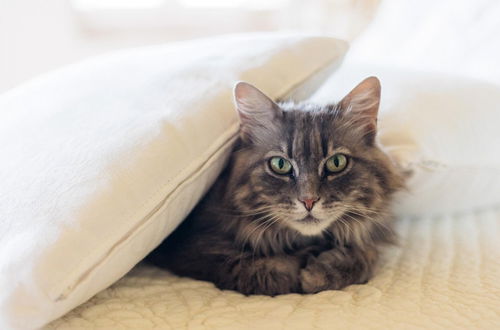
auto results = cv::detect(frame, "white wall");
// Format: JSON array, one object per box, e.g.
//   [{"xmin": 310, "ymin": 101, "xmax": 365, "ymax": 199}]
[
  {"xmin": 0, "ymin": 0, "xmax": 186, "ymax": 92},
  {"xmin": 0, "ymin": 0, "xmax": 378, "ymax": 93}
]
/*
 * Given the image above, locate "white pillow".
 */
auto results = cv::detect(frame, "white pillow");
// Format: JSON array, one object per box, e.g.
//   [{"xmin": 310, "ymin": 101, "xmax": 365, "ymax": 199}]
[
  {"xmin": 310, "ymin": 66, "xmax": 500, "ymax": 217},
  {"xmin": 0, "ymin": 33, "xmax": 348, "ymax": 329}
]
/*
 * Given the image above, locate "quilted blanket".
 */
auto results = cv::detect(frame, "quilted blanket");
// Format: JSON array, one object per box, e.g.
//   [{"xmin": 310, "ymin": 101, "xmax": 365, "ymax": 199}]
[{"xmin": 47, "ymin": 208, "xmax": 500, "ymax": 329}]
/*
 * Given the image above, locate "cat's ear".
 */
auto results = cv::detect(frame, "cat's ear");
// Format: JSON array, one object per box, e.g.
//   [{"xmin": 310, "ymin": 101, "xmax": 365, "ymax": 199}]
[
  {"xmin": 233, "ymin": 82, "xmax": 282, "ymax": 143},
  {"xmin": 339, "ymin": 76, "xmax": 381, "ymax": 143}
]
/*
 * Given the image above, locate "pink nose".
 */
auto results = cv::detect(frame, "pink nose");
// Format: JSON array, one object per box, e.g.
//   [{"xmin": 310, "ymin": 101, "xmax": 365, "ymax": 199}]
[{"xmin": 299, "ymin": 197, "xmax": 319, "ymax": 211}]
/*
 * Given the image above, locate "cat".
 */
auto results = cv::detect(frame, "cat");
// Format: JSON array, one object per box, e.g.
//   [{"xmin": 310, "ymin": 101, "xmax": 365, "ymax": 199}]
[{"xmin": 147, "ymin": 77, "xmax": 405, "ymax": 295}]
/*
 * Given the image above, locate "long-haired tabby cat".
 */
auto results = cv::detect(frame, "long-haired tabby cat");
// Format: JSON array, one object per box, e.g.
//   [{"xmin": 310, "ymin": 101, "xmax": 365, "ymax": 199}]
[{"xmin": 148, "ymin": 77, "xmax": 404, "ymax": 295}]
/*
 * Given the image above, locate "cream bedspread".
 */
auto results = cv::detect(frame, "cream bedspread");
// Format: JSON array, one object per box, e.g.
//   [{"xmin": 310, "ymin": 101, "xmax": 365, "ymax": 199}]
[{"xmin": 47, "ymin": 208, "xmax": 500, "ymax": 329}]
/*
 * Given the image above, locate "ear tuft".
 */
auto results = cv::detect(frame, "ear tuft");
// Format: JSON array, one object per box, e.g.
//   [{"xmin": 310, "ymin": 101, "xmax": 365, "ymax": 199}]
[
  {"xmin": 340, "ymin": 76, "xmax": 380, "ymax": 116},
  {"xmin": 233, "ymin": 81, "xmax": 282, "ymax": 143},
  {"xmin": 339, "ymin": 76, "xmax": 381, "ymax": 143}
]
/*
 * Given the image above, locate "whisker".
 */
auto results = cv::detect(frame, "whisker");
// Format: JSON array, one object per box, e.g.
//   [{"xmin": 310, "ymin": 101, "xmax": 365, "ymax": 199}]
[
  {"xmin": 337, "ymin": 217, "xmax": 353, "ymax": 238},
  {"xmin": 207, "ymin": 205, "xmax": 277, "ymax": 218},
  {"xmin": 251, "ymin": 215, "xmax": 280, "ymax": 261},
  {"xmin": 237, "ymin": 213, "xmax": 276, "ymax": 260},
  {"xmin": 343, "ymin": 210, "xmax": 394, "ymax": 233}
]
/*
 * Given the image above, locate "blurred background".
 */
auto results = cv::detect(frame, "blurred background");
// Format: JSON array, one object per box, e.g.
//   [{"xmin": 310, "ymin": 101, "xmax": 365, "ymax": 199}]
[
  {"xmin": 2, "ymin": 0, "xmax": 500, "ymax": 93},
  {"xmin": 0, "ymin": 0, "xmax": 378, "ymax": 93}
]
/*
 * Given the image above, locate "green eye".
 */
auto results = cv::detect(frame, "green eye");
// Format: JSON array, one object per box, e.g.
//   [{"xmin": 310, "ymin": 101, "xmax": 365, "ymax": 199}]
[
  {"xmin": 326, "ymin": 154, "xmax": 348, "ymax": 173},
  {"xmin": 269, "ymin": 157, "xmax": 292, "ymax": 175}
]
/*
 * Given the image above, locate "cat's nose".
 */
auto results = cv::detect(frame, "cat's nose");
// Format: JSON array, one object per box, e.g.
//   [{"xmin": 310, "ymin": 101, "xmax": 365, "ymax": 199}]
[{"xmin": 299, "ymin": 196, "xmax": 320, "ymax": 211}]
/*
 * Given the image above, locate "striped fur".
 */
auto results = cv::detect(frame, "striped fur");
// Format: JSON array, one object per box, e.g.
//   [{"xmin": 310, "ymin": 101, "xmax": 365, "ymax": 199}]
[{"xmin": 148, "ymin": 78, "xmax": 405, "ymax": 295}]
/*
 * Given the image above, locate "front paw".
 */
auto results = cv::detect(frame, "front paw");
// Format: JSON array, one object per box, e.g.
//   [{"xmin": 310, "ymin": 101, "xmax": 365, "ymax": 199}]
[
  {"xmin": 300, "ymin": 248, "xmax": 376, "ymax": 293},
  {"xmin": 300, "ymin": 268, "xmax": 328, "ymax": 294},
  {"xmin": 299, "ymin": 256, "xmax": 342, "ymax": 294},
  {"xmin": 232, "ymin": 257, "xmax": 302, "ymax": 296}
]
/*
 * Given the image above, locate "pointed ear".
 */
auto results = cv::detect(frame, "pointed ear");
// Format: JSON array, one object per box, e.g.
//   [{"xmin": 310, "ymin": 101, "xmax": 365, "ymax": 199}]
[
  {"xmin": 339, "ymin": 76, "xmax": 381, "ymax": 143},
  {"xmin": 233, "ymin": 81, "xmax": 282, "ymax": 143}
]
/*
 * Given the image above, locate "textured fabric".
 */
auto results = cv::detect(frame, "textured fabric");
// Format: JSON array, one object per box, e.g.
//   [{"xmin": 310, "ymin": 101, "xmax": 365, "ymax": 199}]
[
  {"xmin": 0, "ymin": 33, "xmax": 347, "ymax": 329},
  {"xmin": 46, "ymin": 208, "xmax": 500, "ymax": 329}
]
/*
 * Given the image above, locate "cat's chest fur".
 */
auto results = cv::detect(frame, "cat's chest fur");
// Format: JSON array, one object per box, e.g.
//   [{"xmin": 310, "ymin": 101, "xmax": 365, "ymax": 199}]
[{"xmin": 231, "ymin": 216, "xmax": 336, "ymax": 257}]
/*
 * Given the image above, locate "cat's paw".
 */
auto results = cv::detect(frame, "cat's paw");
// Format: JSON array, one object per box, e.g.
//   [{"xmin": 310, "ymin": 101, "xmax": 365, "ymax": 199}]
[
  {"xmin": 299, "ymin": 255, "xmax": 342, "ymax": 294},
  {"xmin": 299, "ymin": 267, "xmax": 329, "ymax": 294},
  {"xmin": 232, "ymin": 256, "xmax": 302, "ymax": 296},
  {"xmin": 300, "ymin": 248, "xmax": 375, "ymax": 293},
  {"xmin": 300, "ymin": 249, "xmax": 358, "ymax": 293}
]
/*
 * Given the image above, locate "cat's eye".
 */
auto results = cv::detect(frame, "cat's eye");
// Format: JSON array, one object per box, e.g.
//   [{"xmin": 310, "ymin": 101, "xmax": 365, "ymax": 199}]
[
  {"xmin": 269, "ymin": 156, "xmax": 292, "ymax": 175},
  {"xmin": 325, "ymin": 154, "xmax": 348, "ymax": 173}
]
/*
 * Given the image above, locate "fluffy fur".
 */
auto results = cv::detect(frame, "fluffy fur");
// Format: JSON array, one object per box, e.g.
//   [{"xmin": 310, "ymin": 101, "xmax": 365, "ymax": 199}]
[{"xmin": 147, "ymin": 77, "xmax": 405, "ymax": 295}]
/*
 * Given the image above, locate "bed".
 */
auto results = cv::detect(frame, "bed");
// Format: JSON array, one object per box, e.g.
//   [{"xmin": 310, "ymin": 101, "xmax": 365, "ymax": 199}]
[
  {"xmin": 13, "ymin": 0, "xmax": 500, "ymax": 328},
  {"xmin": 47, "ymin": 209, "xmax": 500, "ymax": 329}
]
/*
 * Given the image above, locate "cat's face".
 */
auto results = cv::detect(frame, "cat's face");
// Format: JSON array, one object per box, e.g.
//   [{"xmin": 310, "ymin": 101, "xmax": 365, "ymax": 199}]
[{"xmin": 229, "ymin": 78, "xmax": 403, "ymax": 236}]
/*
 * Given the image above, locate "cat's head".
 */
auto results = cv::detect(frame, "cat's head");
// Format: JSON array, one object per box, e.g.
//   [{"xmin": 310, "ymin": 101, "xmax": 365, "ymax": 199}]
[{"xmin": 228, "ymin": 77, "xmax": 404, "ymax": 237}]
